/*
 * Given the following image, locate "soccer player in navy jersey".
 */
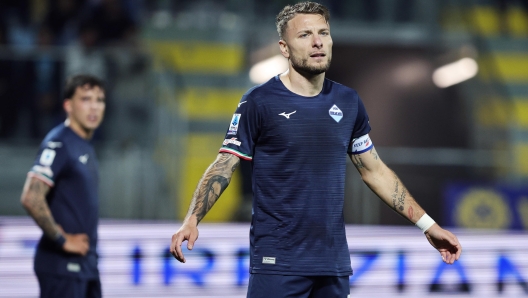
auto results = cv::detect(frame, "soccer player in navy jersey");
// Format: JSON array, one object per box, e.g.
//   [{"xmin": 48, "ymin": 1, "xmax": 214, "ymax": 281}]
[
  {"xmin": 20, "ymin": 74, "xmax": 105, "ymax": 298},
  {"xmin": 170, "ymin": 2, "xmax": 462, "ymax": 297}
]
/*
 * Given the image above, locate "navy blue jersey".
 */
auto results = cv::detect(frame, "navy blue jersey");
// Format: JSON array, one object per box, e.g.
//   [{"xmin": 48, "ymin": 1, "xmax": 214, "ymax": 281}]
[
  {"xmin": 28, "ymin": 123, "xmax": 99, "ymax": 279},
  {"xmin": 219, "ymin": 76, "xmax": 371, "ymax": 276}
]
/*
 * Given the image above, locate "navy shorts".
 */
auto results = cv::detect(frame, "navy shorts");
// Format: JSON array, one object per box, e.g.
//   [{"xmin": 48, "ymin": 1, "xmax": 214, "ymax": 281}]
[
  {"xmin": 37, "ymin": 274, "xmax": 101, "ymax": 298},
  {"xmin": 247, "ymin": 274, "xmax": 350, "ymax": 298}
]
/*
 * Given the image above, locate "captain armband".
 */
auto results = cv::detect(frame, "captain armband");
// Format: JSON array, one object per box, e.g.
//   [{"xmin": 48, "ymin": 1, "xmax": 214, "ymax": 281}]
[{"xmin": 351, "ymin": 134, "xmax": 373, "ymax": 154}]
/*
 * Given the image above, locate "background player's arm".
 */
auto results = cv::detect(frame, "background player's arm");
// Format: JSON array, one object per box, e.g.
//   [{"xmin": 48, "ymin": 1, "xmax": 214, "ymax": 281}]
[
  {"xmin": 20, "ymin": 177, "xmax": 62, "ymax": 240},
  {"xmin": 349, "ymin": 147, "xmax": 462, "ymax": 264},
  {"xmin": 20, "ymin": 176, "xmax": 89, "ymax": 255},
  {"xmin": 170, "ymin": 152, "xmax": 240, "ymax": 262}
]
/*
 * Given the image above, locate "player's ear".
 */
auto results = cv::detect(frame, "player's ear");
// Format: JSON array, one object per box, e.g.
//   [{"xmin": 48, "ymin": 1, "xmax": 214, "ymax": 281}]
[
  {"xmin": 279, "ymin": 40, "xmax": 289, "ymax": 59},
  {"xmin": 63, "ymin": 99, "xmax": 72, "ymax": 114}
]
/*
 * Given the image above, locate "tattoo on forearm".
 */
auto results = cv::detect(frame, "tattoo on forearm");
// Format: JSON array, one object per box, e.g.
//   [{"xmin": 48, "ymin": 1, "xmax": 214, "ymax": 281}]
[
  {"xmin": 190, "ymin": 154, "xmax": 239, "ymax": 223},
  {"xmin": 24, "ymin": 179, "xmax": 59, "ymax": 239},
  {"xmin": 398, "ymin": 188, "xmax": 406, "ymax": 211},
  {"xmin": 351, "ymin": 154, "xmax": 364, "ymax": 169},
  {"xmin": 192, "ymin": 175, "xmax": 229, "ymax": 222},
  {"xmin": 391, "ymin": 173, "xmax": 399, "ymax": 209},
  {"xmin": 391, "ymin": 173, "xmax": 407, "ymax": 212}
]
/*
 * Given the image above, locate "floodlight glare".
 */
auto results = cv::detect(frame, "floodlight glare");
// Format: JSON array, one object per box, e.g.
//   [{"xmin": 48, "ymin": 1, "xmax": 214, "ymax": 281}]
[
  {"xmin": 432, "ymin": 57, "xmax": 478, "ymax": 88},
  {"xmin": 249, "ymin": 55, "xmax": 288, "ymax": 84}
]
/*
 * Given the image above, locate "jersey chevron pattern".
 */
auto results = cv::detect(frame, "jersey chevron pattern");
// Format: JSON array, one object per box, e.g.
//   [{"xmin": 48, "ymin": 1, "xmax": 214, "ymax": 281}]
[{"xmin": 220, "ymin": 76, "xmax": 371, "ymax": 276}]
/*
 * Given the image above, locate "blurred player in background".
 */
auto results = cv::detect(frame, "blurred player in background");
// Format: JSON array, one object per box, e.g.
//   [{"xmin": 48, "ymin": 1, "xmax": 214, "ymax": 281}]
[
  {"xmin": 20, "ymin": 74, "xmax": 105, "ymax": 298},
  {"xmin": 170, "ymin": 2, "xmax": 462, "ymax": 297}
]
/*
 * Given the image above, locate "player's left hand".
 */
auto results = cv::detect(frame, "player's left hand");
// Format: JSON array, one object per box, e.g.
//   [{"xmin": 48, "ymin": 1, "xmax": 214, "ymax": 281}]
[{"xmin": 424, "ymin": 224, "xmax": 462, "ymax": 264}]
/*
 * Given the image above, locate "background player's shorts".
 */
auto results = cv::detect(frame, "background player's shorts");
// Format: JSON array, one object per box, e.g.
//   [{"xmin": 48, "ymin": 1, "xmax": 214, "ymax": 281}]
[
  {"xmin": 247, "ymin": 274, "xmax": 350, "ymax": 298},
  {"xmin": 37, "ymin": 274, "xmax": 101, "ymax": 298}
]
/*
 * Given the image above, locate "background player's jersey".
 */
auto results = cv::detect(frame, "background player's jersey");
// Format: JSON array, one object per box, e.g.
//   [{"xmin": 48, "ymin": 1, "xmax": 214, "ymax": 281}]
[
  {"xmin": 28, "ymin": 123, "xmax": 99, "ymax": 279},
  {"xmin": 219, "ymin": 76, "xmax": 371, "ymax": 276}
]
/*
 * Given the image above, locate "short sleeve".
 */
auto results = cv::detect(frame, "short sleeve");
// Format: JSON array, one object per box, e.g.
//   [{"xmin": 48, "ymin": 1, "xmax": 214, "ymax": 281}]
[
  {"xmin": 219, "ymin": 95, "xmax": 260, "ymax": 161},
  {"xmin": 28, "ymin": 141, "xmax": 69, "ymax": 187},
  {"xmin": 348, "ymin": 96, "xmax": 372, "ymax": 154}
]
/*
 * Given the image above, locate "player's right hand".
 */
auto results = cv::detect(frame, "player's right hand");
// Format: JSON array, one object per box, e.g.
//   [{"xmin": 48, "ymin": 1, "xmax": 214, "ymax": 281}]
[
  {"xmin": 170, "ymin": 221, "xmax": 199, "ymax": 263},
  {"xmin": 63, "ymin": 233, "xmax": 90, "ymax": 256}
]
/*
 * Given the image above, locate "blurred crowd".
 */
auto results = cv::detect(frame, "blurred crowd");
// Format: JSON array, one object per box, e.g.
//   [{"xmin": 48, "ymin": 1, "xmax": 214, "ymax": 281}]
[
  {"xmin": 0, "ymin": 0, "xmax": 143, "ymax": 140},
  {"xmin": 1, "ymin": 0, "xmax": 526, "ymax": 141}
]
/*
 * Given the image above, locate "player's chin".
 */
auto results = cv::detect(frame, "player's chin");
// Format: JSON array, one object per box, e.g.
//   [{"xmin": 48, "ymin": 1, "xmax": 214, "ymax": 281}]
[
  {"xmin": 84, "ymin": 121, "xmax": 102, "ymax": 130},
  {"xmin": 312, "ymin": 62, "xmax": 330, "ymax": 72}
]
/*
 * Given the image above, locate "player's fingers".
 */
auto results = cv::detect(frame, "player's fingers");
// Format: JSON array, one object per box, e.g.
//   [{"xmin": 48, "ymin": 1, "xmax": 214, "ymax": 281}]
[
  {"xmin": 448, "ymin": 251, "xmax": 456, "ymax": 264},
  {"xmin": 448, "ymin": 234, "xmax": 459, "ymax": 247},
  {"xmin": 448, "ymin": 235, "xmax": 461, "ymax": 262},
  {"xmin": 79, "ymin": 234, "xmax": 89, "ymax": 243},
  {"xmin": 172, "ymin": 233, "xmax": 186, "ymax": 263},
  {"xmin": 455, "ymin": 243, "xmax": 462, "ymax": 260},
  {"xmin": 78, "ymin": 242, "xmax": 89, "ymax": 256},
  {"xmin": 187, "ymin": 231, "xmax": 198, "ymax": 250},
  {"xmin": 440, "ymin": 251, "xmax": 447, "ymax": 263}
]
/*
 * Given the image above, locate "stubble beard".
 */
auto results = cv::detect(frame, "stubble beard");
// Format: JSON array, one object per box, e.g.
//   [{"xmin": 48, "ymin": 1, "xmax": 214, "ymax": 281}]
[{"xmin": 290, "ymin": 54, "xmax": 332, "ymax": 75}]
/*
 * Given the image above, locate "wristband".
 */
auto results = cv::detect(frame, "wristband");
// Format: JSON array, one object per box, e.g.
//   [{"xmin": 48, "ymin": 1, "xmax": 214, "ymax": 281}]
[
  {"xmin": 415, "ymin": 214, "xmax": 436, "ymax": 233},
  {"xmin": 53, "ymin": 233, "xmax": 66, "ymax": 248}
]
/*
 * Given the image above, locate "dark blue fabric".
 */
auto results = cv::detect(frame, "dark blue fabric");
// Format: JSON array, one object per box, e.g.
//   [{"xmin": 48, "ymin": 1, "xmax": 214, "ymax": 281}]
[
  {"xmin": 220, "ymin": 76, "xmax": 371, "ymax": 276},
  {"xmin": 30, "ymin": 123, "xmax": 100, "ymax": 279},
  {"xmin": 37, "ymin": 273, "xmax": 101, "ymax": 298},
  {"xmin": 247, "ymin": 274, "xmax": 350, "ymax": 298}
]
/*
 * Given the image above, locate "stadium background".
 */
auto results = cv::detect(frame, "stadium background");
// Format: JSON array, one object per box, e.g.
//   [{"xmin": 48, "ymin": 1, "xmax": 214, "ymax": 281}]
[{"xmin": 0, "ymin": 0, "xmax": 528, "ymax": 297}]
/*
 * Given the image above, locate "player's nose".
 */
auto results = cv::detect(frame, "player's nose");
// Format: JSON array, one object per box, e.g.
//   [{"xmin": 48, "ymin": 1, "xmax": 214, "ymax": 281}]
[{"xmin": 312, "ymin": 35, "xmax": 323, "ymax": 48}]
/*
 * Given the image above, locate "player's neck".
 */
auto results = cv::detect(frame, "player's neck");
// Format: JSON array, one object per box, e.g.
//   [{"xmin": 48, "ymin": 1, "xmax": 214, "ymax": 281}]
[
  {"xmin": 65, "ymin": 118, "xmax": 94, "ymax": 140},
  {"xmin": 280, "ymin": 68, "xmax": 325, "ymax": 97}
]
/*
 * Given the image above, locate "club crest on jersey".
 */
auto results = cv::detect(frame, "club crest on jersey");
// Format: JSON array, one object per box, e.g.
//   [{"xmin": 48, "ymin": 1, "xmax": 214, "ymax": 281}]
[
  {"xmin": 228, "ymin": 113, "xmax": 241, "ymax": 135},
  {"xmin": 329, "ymin": 104, "xmax": 343, "ymax": 122}
]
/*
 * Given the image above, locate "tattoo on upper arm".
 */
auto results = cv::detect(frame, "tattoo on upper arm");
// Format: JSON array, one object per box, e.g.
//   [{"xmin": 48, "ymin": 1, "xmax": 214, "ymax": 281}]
[
  {"xmin": 23, "ymin": 179, "xmax": 59, "ymax": 239},
  {"xmin": 192, "ymin": 154, "xmax": 240, "ymax": 223},
  {"xmin": 351, "ymin": 147, "xmax": 379, "ymax": 170},
  {"xmin": 370, "ymin": 147, "xmax": 379, "ymax": 160},
  {"xmin": 351, "ymin": 154, "xmax": 364, "ymax": 169}
]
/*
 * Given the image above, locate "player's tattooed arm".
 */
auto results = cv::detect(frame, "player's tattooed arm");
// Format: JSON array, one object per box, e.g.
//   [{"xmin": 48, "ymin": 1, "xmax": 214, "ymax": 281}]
[
  {"xmin": 388, "ymin": 171, "xmax": 423, "ymax": 222},
  {"xmin": 20, "ymin": 177, "xmax": 61, "ymax": 240},
  {"xmin": 349, "ymin": 147, "xmax": 424, "ymax": 224},
  {"xmin": 187, "ymin": 153, "xmax": 240, "ymax": 223},
  {"xmin": 350, "ymin": 154, "xmax": 365, "ymax": 169},
  {"xmin": 350, "ymin": 147, "xmax": 378, "ymax": 170}
]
